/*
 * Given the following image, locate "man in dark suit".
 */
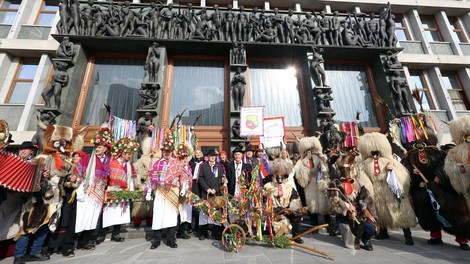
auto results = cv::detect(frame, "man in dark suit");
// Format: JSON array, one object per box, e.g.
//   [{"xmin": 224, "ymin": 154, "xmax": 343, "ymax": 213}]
[
  {"xmin": 227, "ymin": 148, "xmax": 252, "ymax": 197},
  {"xmin": 198, "ymin": 149, "xmax": 225, "ymax": 240}
]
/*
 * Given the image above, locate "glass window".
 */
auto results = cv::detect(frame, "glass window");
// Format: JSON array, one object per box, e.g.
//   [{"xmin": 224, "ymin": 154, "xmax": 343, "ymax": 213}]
[
  {"xmin": 408, "ymin": 70, "xmax": 435, "ymax": 110},
  {"xmin": 249, "ymin": 62, "xmax": 302, "ymax": 127},
  {"xmin": 324, "ymin": 64, "xmax": 378, "ymax": 127},
  {"xmin": 36, "ymin": 1, "xmax": 57, "ymax": 26},
  {"xmin": 0, "ymin": 0, "xmax": 21, "ymax": 25},
  {"xmin": 395, "ymin": 15, "xmax": 411, "ymax": 41},
  {"xmin": 6, "ymin": 58, "xmax": 39, "ymax": 104},
  {"xmin": 421, "ymin": 16, "xmax": 443, "ymax": 42},
  {"xmin": 169, "ymin": 60, "xmax": 225, "ymax": 126},
  {"xmin": 441, "ymin": 71, "xmax": 469, "ymax": 111},
  {"xmin": 80, "ymin": 57, "xmax": 145, "ymax": 125},
  {"xmin": 448, "ymin": 16, "xmax": 468, "ymax": 43}
]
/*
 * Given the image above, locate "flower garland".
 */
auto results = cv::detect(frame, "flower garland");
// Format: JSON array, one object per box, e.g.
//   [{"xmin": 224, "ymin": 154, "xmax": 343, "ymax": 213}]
[
  {"xmin": 176, "ymin": 143, "xmax": 190, "ymax": 158},
  {"xmin": 161, "ymin": 130, "xmax": 175, "ymax": 151},
  {"xmin": 90, "ymin": 127, "xmax": 114, "ymax": 148},
  {"xmin": 111, "ymin": 137, "xmax": 140, "ymax": 157}
]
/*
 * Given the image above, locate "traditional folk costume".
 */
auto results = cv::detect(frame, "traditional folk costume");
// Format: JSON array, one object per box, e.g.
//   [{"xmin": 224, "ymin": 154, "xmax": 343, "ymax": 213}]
[
  {"xmin": 175, "ymin": 143, "xmax": 193, "ymax": 239},
  {"xmin": 150, "ymin": 132, "xmax": 184, "ymax": 249},
  {"xmin": 198, "ymin": 149, "xmax": 226, "ymax": 240},
  {"xmin": 442, "ymin": 115, "xmax": 470, "ymax": 249},
  {"xmin": 264, "ymin": 160, "xmax": 304, "ymax": 243},
  {"xmin": 75, "ymin": 128, "xmax": 113, "ymax": 249},
  {"xmin": 102, "ymin": 137, "xmax": 139, "ymax": 242},
  {"xmin": 294, "ymin": 136, "xmax": 331, "ymax": 226},
  {"xmin": 357, "ymin": 132, "xmax": 416, "ymax": 245}
]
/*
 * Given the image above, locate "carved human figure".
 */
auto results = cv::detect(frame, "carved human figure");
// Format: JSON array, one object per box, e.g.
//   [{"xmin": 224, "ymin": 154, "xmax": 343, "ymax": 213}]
[
  {"xmin": 192, "ymin": 8, "xmax": 209, "ymax": 40},
  {"xmin": 56, "ymin": 37, "xmax": 74, "ymax": 59},
  {"xmin": 256, "ymin": 20, "xmax": 277, "ymax": 43},
  {"xmin": 284, "ymin": 9, "xmax": 296, "ymax": 43},
  {"xmin": 232, "ymin": 119, "xmax": 241, "ymax": 139},
  {"xmin": 342, "ymin": 20, "xmax": 369, "ymax": 46},
  {"xmin": 315, "ymin": 89, "xmax": 334, "ymax": 112},
  {"xmin": 247, "ymin": 7, "xmax": 259, "ymax": 42},
  {"xmin": 104, "ymin": 15, "xmax": 121, "ymax": 36},
  {"xmin": 237, "ymin": 6, "xmax": 248, "ymax": 42},
  {"xmin": 137, "ymin": 112, "xmax": 155, "ymax": 142},
  {"xmin": 303, "ymin": 12, "xmax": 321, "ymax": 44},
  {"xmin": 209, "ymin": 4, "xmax": 223, "ymax": 41},
  {"xmin": 258, "ymin": 9, "xmax": 267, "ymax": 33},
  {"xmin": 365, "ymin": 13, "xmax": 379, "ymax": 46},
  {"xmin": 319, "ymin": 11, "xmax": 333, "ymax": 45},
  {"xmin": 92, "ymin": 4, "xmax": 106, "ymax": 36},
  {"xmin": 80, "ymin": 0, "xmax": 97, "ymax": 36},
  {"xmin": 42, "ymin": 62, "xmax": 69, "ymax": 109},
  {"xmin": 309, "ymin": 47, "xmax": 327, "ymax": 87},
  {"xmin": 331, "ymin": 11, "xmax": 343, "ymax": 46},
  {"xmin": 145, "ymin": 42, "xmax": 160, "ymax": 83},
  {"xmin": 390, "ymin": 71, "xmax": 414, "ymax": 115},
  {"xmin": 224, "ymin": 4, "xmax": 236, "ymax": 41},
  {"xmin": 181, "ymin": 3, "xmax": 195, "ymax": 39},
  {"xmin": 70, "ymin": 0, "xmax": 81, "ymax": 35},
  {"xmin": 383, "ymin": 3, "xmax": 396, "ymax": 47},
  {"xmin": 160, "ymin": 3, "xmax": 174, "ymax": 39},
  {"xmin": 231, "ymin": 42, "xmax": 245, "ymax": 65},
  {"xmin": 119, "ymin": 1, "xmax": 135, "ymax": 36},
  {"xmin": 231, "ymin": 67, "xmax": 246, "ymax": 111},
  {"xmin": 295, "ymin": 23, "xmax": 311, "ymax": 44},
  {"xmin": 133, "ymin": 9, "xmax": 149, "ymax": 37},
  {"xmin": 139, "ymin": 85, "xmax": 158, "ymax": 109},
  {"xmin": 57, "ymin": 0, "xmax": 70, "ymax": 34},
  {"xmin": 385, "ymin": 51, "xmax": 402, "ymax": 70},
  {"xmin": 272, "ymin": 8, "xmax": 285, "ymax": 43},
  {"xmin": 147, "ymin": 2, "xmax": 161, "ymax": 38},
  {"xmin": 353, "ymin": 13, "xmax": 367, "ymax": 41}
]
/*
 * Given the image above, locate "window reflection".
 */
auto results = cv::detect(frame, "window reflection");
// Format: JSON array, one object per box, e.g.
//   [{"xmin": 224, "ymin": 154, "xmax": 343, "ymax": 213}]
[
  {"xmin": 169, "ymin": 60, "xmax": 225, "ymax": 126},
  {"xmin": 8, "ymin": 59, "xmax": 38, "ymax": 104},
  {"xmin": 249, "ymin": 62, "xmax": 302, "ymax": 127},
  {"xmin": 81, "ymin": 57, "xmax": 145, "ymax": 125},
  {"xmin": 325, "ymin": 65, "xmax": 378, "ymax": 127}
]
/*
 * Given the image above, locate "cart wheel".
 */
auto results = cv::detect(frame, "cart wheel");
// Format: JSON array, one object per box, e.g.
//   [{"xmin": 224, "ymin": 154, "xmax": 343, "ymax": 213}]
[{"xmin": 221, "ymin": 224, "xmax": 246, "ymax": 253}]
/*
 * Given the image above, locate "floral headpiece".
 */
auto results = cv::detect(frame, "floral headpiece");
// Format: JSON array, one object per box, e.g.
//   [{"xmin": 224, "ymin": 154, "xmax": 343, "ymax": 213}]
[
  {"xmin": 90, "ymin": 127, "xmax": 114, "ymax": 149},
  {"xmin": 111, "ymin": 137, "xmax": 140, "ymax": 157},
  {"xmin": 161, "ymin": 130, "xmax": 175, "ymax": 151},
  {"xmin": 176, "ymin": 143, "xmax": 190, "ymax": 158}
]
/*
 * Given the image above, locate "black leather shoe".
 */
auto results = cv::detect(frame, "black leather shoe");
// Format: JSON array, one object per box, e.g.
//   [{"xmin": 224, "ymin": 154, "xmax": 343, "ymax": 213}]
[
  {"xmin": 77, "ymin": 244, "xmax": 95, "ymax": 250},
  {"xmin": 150, "ymin": 242, "xmax": 160, "ymax": 249},
  {"xmin": 460, "ymin": 243, "xmax": 470, "ymax": 251},
  {"xmin": 168, "ymin": 241, "xmax": 178, "ymax": 248},
  {"xmin": 199, "ymin": 234, "xmax": 207, "ymax": 240},
  {"xmin": 95, "ymin": 236, "xmax": 105, "ymax": 245},
  {"xmin": 111, "ymin": 235, "xmax": 125, "ymax": 242},
  {"xmin": 26, "ymin": 253, "xmax": 50, "ymax": 262},
  {"xmin": 294, "ymin": 238, "xmax": 304, "ymax": 244},
  {"xmin": 176, "ymin": 232, "xmax": 191, "ymax": 239},
  {"xmin": 13, "ymin": 257, "xmax": 26, "ymax": 264},
  {"xmin": 62, "ymin": 249, "xmax": 75, "ymax": 258},
  {"xmin": 363, "ymin": 240, "xmax": 373, "ymax": 251},
  {"xmin": 427, "ymin": 238, "xmax": 443, "ymax": 245},
  {"xmin": 405, "ymin": 236, "xmax": 414, "ymax": 246}
]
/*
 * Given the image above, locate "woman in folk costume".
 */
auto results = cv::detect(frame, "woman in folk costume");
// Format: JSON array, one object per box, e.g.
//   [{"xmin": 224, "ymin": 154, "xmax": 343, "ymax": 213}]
[
  {"xmin": 294, "ymin": 136, "xmax": 331, "ymax": 226},
  {"xmin": 149, "ymin": 132, "xmax": 185, "ymax": 249},
  {"xmin": 74, "ymin": 128, "xmax": 113, "ymax": 250},
  {"xmin": 443, "ymin": 115, "xmax": 470, "ymax": 249},
  {"xmin": 132, "ymin": 137, "xmax": 158, "ymax": 228},
  {"xmin": 102, "ymin": 137, "xmax": 139, "ymax": 242},
  {"xmin": 175, "ymin": 143, "xmax": 193, "ymax": 239},
  {"xmin": 357, "ymin": 132, "xmax": 416, "ymax": 245}
]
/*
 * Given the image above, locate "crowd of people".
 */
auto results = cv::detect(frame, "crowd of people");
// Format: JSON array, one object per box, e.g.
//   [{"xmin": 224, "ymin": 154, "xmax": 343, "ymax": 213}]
[{"xmin": 2, "ymin": 113, "xmax": 470, "ymax": 264}]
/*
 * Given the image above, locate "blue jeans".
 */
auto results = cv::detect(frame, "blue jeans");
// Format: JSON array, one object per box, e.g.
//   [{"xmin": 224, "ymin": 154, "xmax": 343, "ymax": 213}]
[
  {"xmin": 14, "ymin": 225, "xmax": 49, "ymax": 257},
  {"xmin": 362, "ymin": 221, "xmax": 376, "ymax": 243}
]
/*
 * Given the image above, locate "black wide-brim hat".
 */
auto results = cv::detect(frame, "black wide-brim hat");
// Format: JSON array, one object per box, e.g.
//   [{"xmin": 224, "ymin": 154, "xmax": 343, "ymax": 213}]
[
  {"xmin": 19, "ymin": 141, "xmax": 37, "ymax": 150},
  {"xmin": 232, "ymin": 147, "xmax": 244, "ymax": 155},
  {"xmin": 245, "ymin": 145, "xmax": 254, "ymax": 152},
  {"xmin": 207, "ymin": 149, "xmax": 218, "ymax": 156}
]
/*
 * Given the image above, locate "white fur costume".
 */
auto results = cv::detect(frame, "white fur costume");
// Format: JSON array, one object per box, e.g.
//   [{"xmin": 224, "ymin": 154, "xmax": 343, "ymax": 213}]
[
  {"xmin": 357, "ymin": 132, "xmax": 416, "ymax": 229},
  {"xmin": 294, "ymin": 136, "xmax": 330, "ymax": 215}
]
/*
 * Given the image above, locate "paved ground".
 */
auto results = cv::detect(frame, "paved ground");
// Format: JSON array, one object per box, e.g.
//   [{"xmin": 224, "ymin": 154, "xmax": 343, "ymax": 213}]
[{"xmin": 2, "ymin": 223, "xmax": 469, "ymax": 264}]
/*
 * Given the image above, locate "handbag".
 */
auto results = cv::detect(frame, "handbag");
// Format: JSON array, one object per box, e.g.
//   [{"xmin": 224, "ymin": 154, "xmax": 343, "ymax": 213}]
[{"xmin": 207, "ymin": 193, "xmax": 224, "ymax": 209}]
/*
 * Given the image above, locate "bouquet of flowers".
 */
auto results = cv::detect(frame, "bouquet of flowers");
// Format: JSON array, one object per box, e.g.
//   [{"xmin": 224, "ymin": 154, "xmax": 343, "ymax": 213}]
[
  {"xmin": 111, "ymin": 137, "xmax": 140, "ymax": 157},
  {"xmin": 90, "ymin": 127, "xmax": 114, "ymax": 148}
]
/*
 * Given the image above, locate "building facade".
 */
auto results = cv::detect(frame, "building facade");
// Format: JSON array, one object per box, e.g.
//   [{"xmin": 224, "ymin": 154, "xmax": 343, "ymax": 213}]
[{"xmin": 0, "ymin": 0, "xmax": 469, "ymax": 151}]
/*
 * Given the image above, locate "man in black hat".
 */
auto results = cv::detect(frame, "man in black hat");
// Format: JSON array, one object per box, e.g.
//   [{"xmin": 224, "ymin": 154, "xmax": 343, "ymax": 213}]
[
  {"xmin": 198, "ymin": 149, "xmax": 225, "ymax": 240},
  {"xmin": 18, "ymin": 141, "xmax": 37, "ymax": 162},
  {"xmin": 244, "ymin": 145, "xmax": 255, "ymax": 165},
  {"xmin": 227, "ymin": 148, "xmax": 252, "ymax": 197}
]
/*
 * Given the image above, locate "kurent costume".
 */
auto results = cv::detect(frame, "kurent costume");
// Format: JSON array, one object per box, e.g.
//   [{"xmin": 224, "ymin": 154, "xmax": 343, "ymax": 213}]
[
  {"xmin": 150, "ymin": 132, "xmax": 185, "ymax": 249},
  {"xmin": 294, "ymin": 136, "xmax": 331, "ymax": 225},
  {"xmin": 102, "ymin": 137, "xmax": 139, "ymax": 242},
  {"xmin": 74, "ymin": 128, "xmax": 113, "ymax": 249},
  {"xmin": 264, "ymin": 160, "xmax": 304, "ymax": 243},
  {"xmin": 443, "ymin": 115, "xmax": 470, "ymax": 249},
  {"xmin": 198, "ymin": 149, "xmax": 226, "ymax": 240},
  {"xmin": 357, "ymin": 132, "xmax": 416, "ymax": 245}
]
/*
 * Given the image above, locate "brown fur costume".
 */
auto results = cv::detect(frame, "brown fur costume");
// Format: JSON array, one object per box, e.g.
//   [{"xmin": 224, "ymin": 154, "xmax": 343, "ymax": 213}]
[
  {"xmin": 357, "ymin": 132, "xmax": 416, "ymax": 229},
  {"xmin": 444, "ymin": 115, "xmax": 470, "ymax": 210},
  {"xmin": 294, "ymin": 136, "xmax": 330, "ymax": 215},
  {"xmin": 0, "ymin": 119, "xmax": 9, "ymax": 148}
]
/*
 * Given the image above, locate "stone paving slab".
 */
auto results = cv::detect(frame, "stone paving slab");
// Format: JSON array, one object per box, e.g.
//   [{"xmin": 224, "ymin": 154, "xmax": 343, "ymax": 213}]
[{"xmin": 1, "ymin": 228, "xmax": 470, "ymax": 264}]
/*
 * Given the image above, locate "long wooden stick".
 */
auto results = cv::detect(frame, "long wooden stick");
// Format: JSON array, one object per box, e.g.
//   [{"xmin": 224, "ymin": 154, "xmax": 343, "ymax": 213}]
[
  {"xmin": 290, "ymin": 223, "xmax": 329, "ymax": 241},
  {"xmin": 290, "ymin": 241, "xmax": 335, "ymax": 258}
]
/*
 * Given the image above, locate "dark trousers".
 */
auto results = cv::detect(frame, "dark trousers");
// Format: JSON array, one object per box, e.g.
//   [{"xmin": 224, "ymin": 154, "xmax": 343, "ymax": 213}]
[
  {"xmin": 77, "ymin": 229, "xmax": 96, "ymax": 247},
  {"xmin": 154, "ymin": 226, "xmax": 177, "ymax": 244},
  {"xmin": 48, "ymin": 195, "xmax": 76, "ymax": 252},
  {"xmin": 361, "ymin": 221, "xmax": 376, "ymax": 243},
  {"xmin": 111, "ymin": 225, "xmax": 121, "ymax": 236}
]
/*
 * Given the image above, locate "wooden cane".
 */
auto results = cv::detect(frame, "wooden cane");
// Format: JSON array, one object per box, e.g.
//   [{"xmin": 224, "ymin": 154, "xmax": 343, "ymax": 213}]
[
  {"xmin": 290, "ymin": 241, "xmax": 335, "ymax": 259},
  {"xmin": 290, "ymin": 223, "xmax": 329, "ymax": 241}
]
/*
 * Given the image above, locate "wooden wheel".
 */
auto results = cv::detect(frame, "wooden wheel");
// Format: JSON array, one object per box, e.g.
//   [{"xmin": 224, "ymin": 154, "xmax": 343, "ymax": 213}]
[{"xmin": 221, "ymin": 224, "xmax": 246, "ymax": 253}]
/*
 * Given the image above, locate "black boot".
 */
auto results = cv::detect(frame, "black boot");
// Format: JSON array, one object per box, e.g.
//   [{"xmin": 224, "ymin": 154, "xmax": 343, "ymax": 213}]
[
  {"xmin": 309, "ymin": 213, "xmax": 318, "ymax": 226},
  {"xmin": 177, "ymin": 223, "xmax": 191, "ymax": 239},
  {"xmin": 459, "ymin": 243, "xmax": 470, "ymax": 251},
  {"xmin": 199, "ymin": 225, "xmax": 208, "ymax": 240},
  {"xmin": 403, "ymin": 228, "xmax": 414, "ymax": 245},
  {"xmin": 363, "ymin": 240, "xmax": 373, "ymax": 251},
  {"xmin": 427, "ymin": 238, "xmax": 443, "ymax": 245},
  {"xmin": 375, "ymin": 228, "xmax": 390, "ymax": 239}
]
